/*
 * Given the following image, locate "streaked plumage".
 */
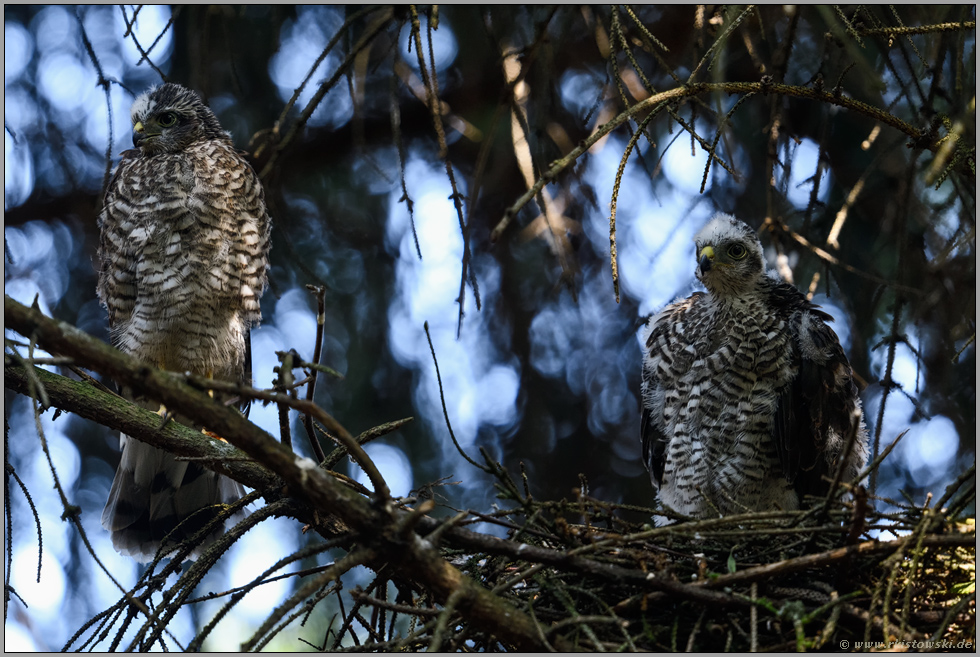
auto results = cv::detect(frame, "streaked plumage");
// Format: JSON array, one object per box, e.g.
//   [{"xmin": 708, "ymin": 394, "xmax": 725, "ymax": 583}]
[
  {"xmin": 98, "ymin": 83, "xmax": 271, "ymax": 561},
  {"xmin": 639, "ymin": 213, "xmax": 868, "ymax": 521}
]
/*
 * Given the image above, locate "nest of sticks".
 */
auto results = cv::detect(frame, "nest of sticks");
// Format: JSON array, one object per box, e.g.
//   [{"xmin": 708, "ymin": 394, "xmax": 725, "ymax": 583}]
[{"xmin": 340, "ymin": 461, "xmax": 976, "ymax": 652}]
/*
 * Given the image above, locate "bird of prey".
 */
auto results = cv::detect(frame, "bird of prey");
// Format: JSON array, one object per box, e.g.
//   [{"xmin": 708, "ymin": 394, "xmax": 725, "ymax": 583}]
[
  {"xmin": 98, "ymin": 83, "xmax": 271, "ymax": 560},
  {"xmin": 639, "ymin": 213, "xmax": 868, "ymax": 522}
]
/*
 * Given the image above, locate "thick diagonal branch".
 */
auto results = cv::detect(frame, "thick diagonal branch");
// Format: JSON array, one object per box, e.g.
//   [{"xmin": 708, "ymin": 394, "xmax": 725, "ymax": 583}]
[{"xmin": 3, "ymin": 296, "xmax": 566, "ymax": 651}]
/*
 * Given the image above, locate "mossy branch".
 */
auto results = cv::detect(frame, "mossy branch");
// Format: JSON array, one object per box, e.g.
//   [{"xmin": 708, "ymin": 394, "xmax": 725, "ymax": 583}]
[{"xmin": 3, "ymin": 295, "xmax": 569, "ymax": 652}]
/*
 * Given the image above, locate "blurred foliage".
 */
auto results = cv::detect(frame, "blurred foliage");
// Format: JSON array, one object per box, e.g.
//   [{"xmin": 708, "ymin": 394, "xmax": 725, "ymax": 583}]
[{"xmin": 3, "ymin": 4, "xmax": 976, "ymax": 650}]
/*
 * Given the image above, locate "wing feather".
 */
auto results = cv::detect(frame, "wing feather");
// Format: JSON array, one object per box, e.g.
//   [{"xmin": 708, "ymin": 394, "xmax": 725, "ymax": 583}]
[
  {"xmin": 774, "ymin": 297, "xmax": 862, "ymax": 501},
  {"xmin": 97, "ymin": 149, "xmax": 141, "ymax": 328},
  {"xmin": 640, "ymin": 372, "xmax": 668, "ymax": 489},
  {"xmin": 638, "ymin": 296, "xmax": 702, "ymax": 490}
]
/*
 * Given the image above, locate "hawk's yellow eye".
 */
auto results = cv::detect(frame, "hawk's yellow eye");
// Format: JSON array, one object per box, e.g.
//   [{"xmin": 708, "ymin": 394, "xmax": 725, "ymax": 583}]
[
  {"xmin": 728, "ymin": 244, "xmax": 747, "ymax": 259},
  {"xmin": 158, "ymin": 112, "xmax": 178, "ymax": 127}
]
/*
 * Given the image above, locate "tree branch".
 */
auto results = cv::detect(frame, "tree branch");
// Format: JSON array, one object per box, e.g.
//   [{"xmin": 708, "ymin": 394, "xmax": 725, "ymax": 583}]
[
  {"xmin": 3, "ymin": 362, "xmax": 277, "ymax": 492},
  {"xmin": 3, "ymin": 295, "xmax": 568, "ymax": 652},
  {"xmin": 490, "ymin": 79, "xmax": 932, "ymax": 242}
]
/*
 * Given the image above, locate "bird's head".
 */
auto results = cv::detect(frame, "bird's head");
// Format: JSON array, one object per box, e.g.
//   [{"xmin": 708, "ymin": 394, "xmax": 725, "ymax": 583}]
[
  {"xmin": 129, "ymin": 83, "xmax": 229, "ymax": 154},
  {"xmin": 692, "ymin": 213, "xmax": 766, "ymax": 297}
]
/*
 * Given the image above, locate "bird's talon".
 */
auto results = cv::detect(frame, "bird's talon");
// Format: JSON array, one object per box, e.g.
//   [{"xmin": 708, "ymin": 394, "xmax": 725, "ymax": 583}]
[
  {"xmin": 157, "ymin": 406, "xmax": 174, "ymax": 429},
  {"xmin": 203, "ymin": 428, "xmax": 229, "ymax": 443}
]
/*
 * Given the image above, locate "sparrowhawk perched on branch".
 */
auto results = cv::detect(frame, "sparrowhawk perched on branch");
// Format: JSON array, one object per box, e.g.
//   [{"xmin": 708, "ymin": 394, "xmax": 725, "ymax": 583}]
[
  {"xmin": 639, "ymin": 213, "xmax": 868, "ymax": 522},
  {"xmin": 98, "ymin": 83, "xmax": 271, "ymax": 561}
]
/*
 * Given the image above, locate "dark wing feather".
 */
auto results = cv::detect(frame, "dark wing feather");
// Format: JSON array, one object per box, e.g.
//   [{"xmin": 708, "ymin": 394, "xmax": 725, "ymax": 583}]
[
  {"xmin": 640, "ymin": 380, "xmax": 668, "ymax": 489},
  {"xmin": 774, "ymin": 295, "xmax": 860, "ymax": 502},
  {"xmin": 639, "ymin": 307, "xmax": 681, "ymax": 490},
  {"xmin": 774, "ymin": 341, "xmax": 825, "ymax": 497}
]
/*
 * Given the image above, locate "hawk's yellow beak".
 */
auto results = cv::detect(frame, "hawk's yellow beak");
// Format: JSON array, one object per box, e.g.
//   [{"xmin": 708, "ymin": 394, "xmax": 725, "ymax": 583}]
[
  {"xmin": 698, "ymin": 245, "xmax": 715, "ymax": 273},
  {"xmin": 133, "ymin": 121, "xmax": 146, "ymax": 147}
]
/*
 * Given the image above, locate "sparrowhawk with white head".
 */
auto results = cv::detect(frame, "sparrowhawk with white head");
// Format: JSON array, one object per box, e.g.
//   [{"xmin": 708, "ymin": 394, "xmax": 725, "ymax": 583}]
[{"xmin": 639, "ymin": 213, "xmax": 868, "ymax": 521}]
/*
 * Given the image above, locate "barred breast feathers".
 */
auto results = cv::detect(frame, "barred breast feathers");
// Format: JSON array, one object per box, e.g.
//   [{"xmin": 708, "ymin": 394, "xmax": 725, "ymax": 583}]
[
  {"xmin": 639, "ymin": 213, "xmax": 869, "ymax": 522},
  {"xmin": 98, "ymin": 82, "xmax": 271, "ymax": 561}
]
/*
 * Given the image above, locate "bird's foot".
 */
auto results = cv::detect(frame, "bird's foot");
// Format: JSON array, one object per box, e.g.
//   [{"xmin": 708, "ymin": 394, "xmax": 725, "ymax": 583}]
[
  {"xmin": 202, "ymin": 428, "xmax": 230, "ymax": 444},
  {"xmin": 156, "ymin": 404, "xmax": 174, "ymax": 429}
]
